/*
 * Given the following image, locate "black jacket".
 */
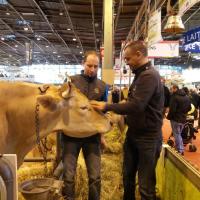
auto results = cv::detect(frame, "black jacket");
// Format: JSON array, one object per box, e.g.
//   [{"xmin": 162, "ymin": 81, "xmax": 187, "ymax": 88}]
[
  {"xmin": 105, "ymin": 62, "xmax": 164, "ymax": 140},
  {"xmin": 167, "ymin": 89, "xmax": 191, "ymax": 123},
  {"xmin": 164, "ymin": 85, "xmax": 170, "ymax": 107},
  {"xmin": 71, "ymin": 74, "xmax": 107, "ymax": 101}
]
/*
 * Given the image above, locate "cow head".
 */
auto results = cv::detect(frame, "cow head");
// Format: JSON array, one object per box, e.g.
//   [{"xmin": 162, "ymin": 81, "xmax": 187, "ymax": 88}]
[{"xmin": 37, "ymin": 82, "xmax": 111, "ymax": 137}]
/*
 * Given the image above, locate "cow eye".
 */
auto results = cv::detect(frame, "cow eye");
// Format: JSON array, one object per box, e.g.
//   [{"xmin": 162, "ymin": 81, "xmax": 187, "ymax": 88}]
[
  {"xmin": 80, "ymin": 106, "xmax": 88, "ymax": 110},
  {"xmin": 80, "ymin": 106, "xmax": 92, "ymax": 111}
]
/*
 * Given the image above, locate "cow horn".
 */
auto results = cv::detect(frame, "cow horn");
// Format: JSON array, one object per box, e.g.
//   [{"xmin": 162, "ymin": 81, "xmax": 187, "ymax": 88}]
[
  {"xmin": 66, "ymin": 75, "xmax": 71, "ymax": 83},
  {"xmin": 62, "ymin": 90, "xmax": 69, "ymax": 98},
  {"xmin": 61, "ymin": 82, "xmax": 72, "ymax": 99}
]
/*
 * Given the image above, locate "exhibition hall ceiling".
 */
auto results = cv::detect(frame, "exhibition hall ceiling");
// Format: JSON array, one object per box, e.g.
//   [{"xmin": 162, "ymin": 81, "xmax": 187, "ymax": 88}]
[
  {"xmin": 0, "ymin": 0, "xmax": 144, "ymax": 66},
  {"xmin": 0, "ymin": 0, "xmax": 199, "ymax": 67}
]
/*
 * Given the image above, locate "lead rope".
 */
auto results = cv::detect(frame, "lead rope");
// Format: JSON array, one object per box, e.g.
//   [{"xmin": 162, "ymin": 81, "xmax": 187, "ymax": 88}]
[{"xmin": 35, "ymin": 101, "xmax": 49, "ymax": 177}]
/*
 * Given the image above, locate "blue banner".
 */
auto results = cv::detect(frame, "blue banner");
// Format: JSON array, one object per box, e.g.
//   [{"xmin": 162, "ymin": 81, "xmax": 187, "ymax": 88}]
[
  {"xmin": 184, "ymin": 42, "xmax": 200, "ymax": 53},
  {"xmin": 182, "ymin": 26, "xmax": 200, "ymax": 45}
]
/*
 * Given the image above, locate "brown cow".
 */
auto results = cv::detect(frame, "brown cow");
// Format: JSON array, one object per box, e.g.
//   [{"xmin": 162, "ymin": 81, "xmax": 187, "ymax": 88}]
[{"xmin": 0, "ymin": 81, "xmax": 111, "ymax": 167}]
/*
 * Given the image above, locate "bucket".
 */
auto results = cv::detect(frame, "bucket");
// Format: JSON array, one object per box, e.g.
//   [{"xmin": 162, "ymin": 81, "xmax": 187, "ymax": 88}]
[{"xmin": 19, "ymin": 178, "xmax": 54, "ymax": 200}]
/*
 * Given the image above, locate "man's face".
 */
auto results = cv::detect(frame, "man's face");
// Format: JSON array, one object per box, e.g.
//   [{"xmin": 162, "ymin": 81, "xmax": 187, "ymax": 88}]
[
  {"xmin": 83, "ymin": 54, "xmax": 99, "ymax": 77},
  {"xmin": 171, "ymin": 87, "xmax": 177, "ymax": 94},
  {"xmin": 123, "ymin": 47, "xmax": 141, "ymax": 70}
]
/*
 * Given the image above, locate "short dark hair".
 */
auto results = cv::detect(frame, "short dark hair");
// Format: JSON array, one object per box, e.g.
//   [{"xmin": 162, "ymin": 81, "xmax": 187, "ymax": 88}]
[
  {"xmin": 124, "ymin": 40, "xmax": 148, "ymax": 57},
  {"xmin": 172, "ymin": 84, "xmax": 179, "ymax": 90},
  {"xmin": 83, "ymin": 50, "xmax": 99, "ymax": 62}
]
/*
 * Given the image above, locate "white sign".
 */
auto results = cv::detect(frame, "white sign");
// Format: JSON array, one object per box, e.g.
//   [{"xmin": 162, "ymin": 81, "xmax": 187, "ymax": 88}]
[
  {"xmin": 148, "ymin": 41, "xmax": 179, "ymax": 58},
  {"xmin": 179, "ymin": 0, "xmax": 200, "ymax": 16},
  {"xmin": 148, "ymin": 9, "xmax": 162, "ymax": 46}
]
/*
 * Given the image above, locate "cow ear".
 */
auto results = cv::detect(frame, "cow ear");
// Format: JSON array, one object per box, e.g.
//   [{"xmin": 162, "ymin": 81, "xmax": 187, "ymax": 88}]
[{"xmin": 37, "ymin": 95, "xmax": 57, "ymax": 111}]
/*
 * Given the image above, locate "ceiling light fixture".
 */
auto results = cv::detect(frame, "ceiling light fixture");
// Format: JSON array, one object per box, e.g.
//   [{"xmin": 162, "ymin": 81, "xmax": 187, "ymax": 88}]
[
  {"xmin": 67, "ymin": 28, "xmax": 71, "ymax": 31},
  {"xmin": 59, "ymin": 12, "xmax": 63, "ymax": 16},
  {"xmin": 22, "ymin": 13, "xmax": 35, "ymax": 16},
  {"xmin": 15, "ymin": 45, "xmax": 18, "ymax": 47},
  {"xmin": 24, "ymin": 27, "xmax": 29, "ymax": 31},
  {"xmin": 46, "ymin": 45, "xmax": 49, "ymax": 48},
  {"xmin": 73, "ymin": 38, "xmax": 76, "ymax": 41},
  {"xmin": 1, "ymin": 37, "xmax": 5, "ymax": 41},
  {"xmin": 53, "ymin": 51, "xmax": 57, "ymax": 54},
  {"xmin": 37, "ymin": 37, "xmax": 41, "ymax": 41},
  {"xmin": 80, "ymin": 51, "xmax": 83, "ymax": 54},
  {"xmin": 6, "ymin": 12, "xmax": 10, "ymax": 15}
]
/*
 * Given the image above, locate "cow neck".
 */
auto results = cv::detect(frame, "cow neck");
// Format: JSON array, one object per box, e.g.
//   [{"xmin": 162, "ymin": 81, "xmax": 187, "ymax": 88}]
[{"xmin": 35, "ymin": 87, "xmax": 51, "ymax": 165}]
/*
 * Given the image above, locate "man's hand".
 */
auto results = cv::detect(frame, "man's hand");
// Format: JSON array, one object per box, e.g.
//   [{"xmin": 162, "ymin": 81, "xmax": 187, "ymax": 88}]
[{"xmin": 90, "ymin": 100, "xmax": 106, "ymax": 111}]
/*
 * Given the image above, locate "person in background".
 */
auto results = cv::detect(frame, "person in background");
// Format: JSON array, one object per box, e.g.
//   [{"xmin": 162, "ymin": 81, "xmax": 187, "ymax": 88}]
[
  {"xmin": 161, "ymin": 77, "xmax": 170, "ymax": 117},
  {"xmin": 121, "ymin": 85, "xmax": 129, "ymax": 101},
  {"xmin": 91, "ymin": 40, "xmax": 164, "ymax": 200},
  {"xmin": 167, "ymin": 84, "xmax": 191, "ymax": 155},
  {"xmin": 62, "ymin": 50, "xmax": 108, "ymax": 200},
  {"xmin": 111, "ymin": 86, "xmax": 120, "ymax": 103}
]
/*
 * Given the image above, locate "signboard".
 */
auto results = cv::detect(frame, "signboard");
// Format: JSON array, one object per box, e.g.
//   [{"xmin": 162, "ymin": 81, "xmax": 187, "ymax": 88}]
[
  {"xmin": 182, "ymin": 26, "xmax": 200, "ymax": 45},
  {"xmin": 148, "ymin": 9, "xmax": 162, "ymax": 46},
  {"xmin": 148, "ymin": 41, "xmax": 179, "ymax": 58},
  {"xmin": 179, "ymin": 0, "xmax": 200, "ymax": 16},
  {"xmin": 184, "ymin": 42, "xmax": 200, "ymax": 53}
]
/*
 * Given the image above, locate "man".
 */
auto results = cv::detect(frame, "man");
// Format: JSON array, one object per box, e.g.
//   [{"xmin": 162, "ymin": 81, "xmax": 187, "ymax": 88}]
[
  {"xmin": 62, "ymin": 51, "xmax": 108, "ymax": 200},
  {"xmin": 167, "ymin": 85, "xmax": 191, "ymax": 155},
  {"xmin": 161, "ymin": 77, "xmax": 170, "ymax": 117},
  {"xmin": 91, "ymin": 40, "xmax": 164, "ymax": 200}
]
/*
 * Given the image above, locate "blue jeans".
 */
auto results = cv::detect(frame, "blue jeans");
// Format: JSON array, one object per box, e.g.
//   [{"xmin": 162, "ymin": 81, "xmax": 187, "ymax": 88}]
[
  {"xmin": 123, "ymin": 132, "xmax": 162, "ymax": 200},
  {"xmin": 170, "ymin": 120, "xmax": 184, "ymax": 154},
  {"xmin": 62, "ymin": 136, "xmax": 101, "ymax": 200}
]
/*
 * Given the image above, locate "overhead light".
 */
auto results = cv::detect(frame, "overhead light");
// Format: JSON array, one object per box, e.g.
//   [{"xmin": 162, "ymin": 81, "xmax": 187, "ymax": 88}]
[
  {"xmin": 73, "ymin": 38, "xmax": 76, "ymax": 41},
  {"xmin": 6, "ymin": 12, "xmax": 10, "ymax": 15},
  {"xmin": 37, "ymin": 37, "xmax": 41, "ymax": 41},
  {"xmin": 9, "ymin": 55, "xmax": 12, "ymax": 57},
  {"xmin": 80, "ymin": 51, "xmax": 83, "ymax": 54},
  {"xmin": 15, "ymin": 45, "xmax": 18, "ymax": 47},
  {"xmin": 46, "ymin": 45, "xmax": 49, "ymax": 48},
  {"xmin": 67, "ymin": 28, "xmax": 71, "ymax": 31},
  {"xmin": 22, "ymin": 13, "xmax": 35, "ymax": 16},
  {"xmin": 24, "ymin": 27, "xmax": 29, "ymax": 31},
  {"xmin": 57, "ymin": 55, "xmax": 61, "ymax": 58},
  {"xmin": 1, "ymin": 37, "xmax": 5, "ymax": 41},
  {"xmin": 53, "ymin": 51, "xmax": 57, "ymax": 54},
  {"xmin": 77, "ymin": 45, "xmax": 79, "ymax": 48},
  {"xmin": 66, "ymin": 61, "xmax": 68, "ymax": 64},
  {"xmin": 59, "ymin": 12, "xmax": 63, "ymax": 16}
]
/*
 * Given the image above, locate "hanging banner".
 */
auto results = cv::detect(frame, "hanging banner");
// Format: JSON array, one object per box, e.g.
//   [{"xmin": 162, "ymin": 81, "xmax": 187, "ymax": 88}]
[
  {"xmin": 25, "ymin": 42, "xmax": 33, "ymax": 65},
  {"xmin": 179, "ymin": 0, "xmax": 200, "ymax": 16},
  {"xmin": 147, "ymin": 9, "xmax": 162, "ymax": 46},
  {"xmin": 184, "ymin": 42, "xmax": 200, "ymax": 53},
  {"xmin": 182, "ymin": 26, "xmax": 200, "ymax": 45},
  {"xmin": 148, "ymin": 41, "xmax": 179, "ymax": 58}
]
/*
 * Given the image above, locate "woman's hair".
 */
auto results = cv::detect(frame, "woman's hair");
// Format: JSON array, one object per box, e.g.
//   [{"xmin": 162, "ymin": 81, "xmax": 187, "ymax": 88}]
[{"xmin": 83, "ymin": 50, "xmax": 99, "ymax": 62}]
